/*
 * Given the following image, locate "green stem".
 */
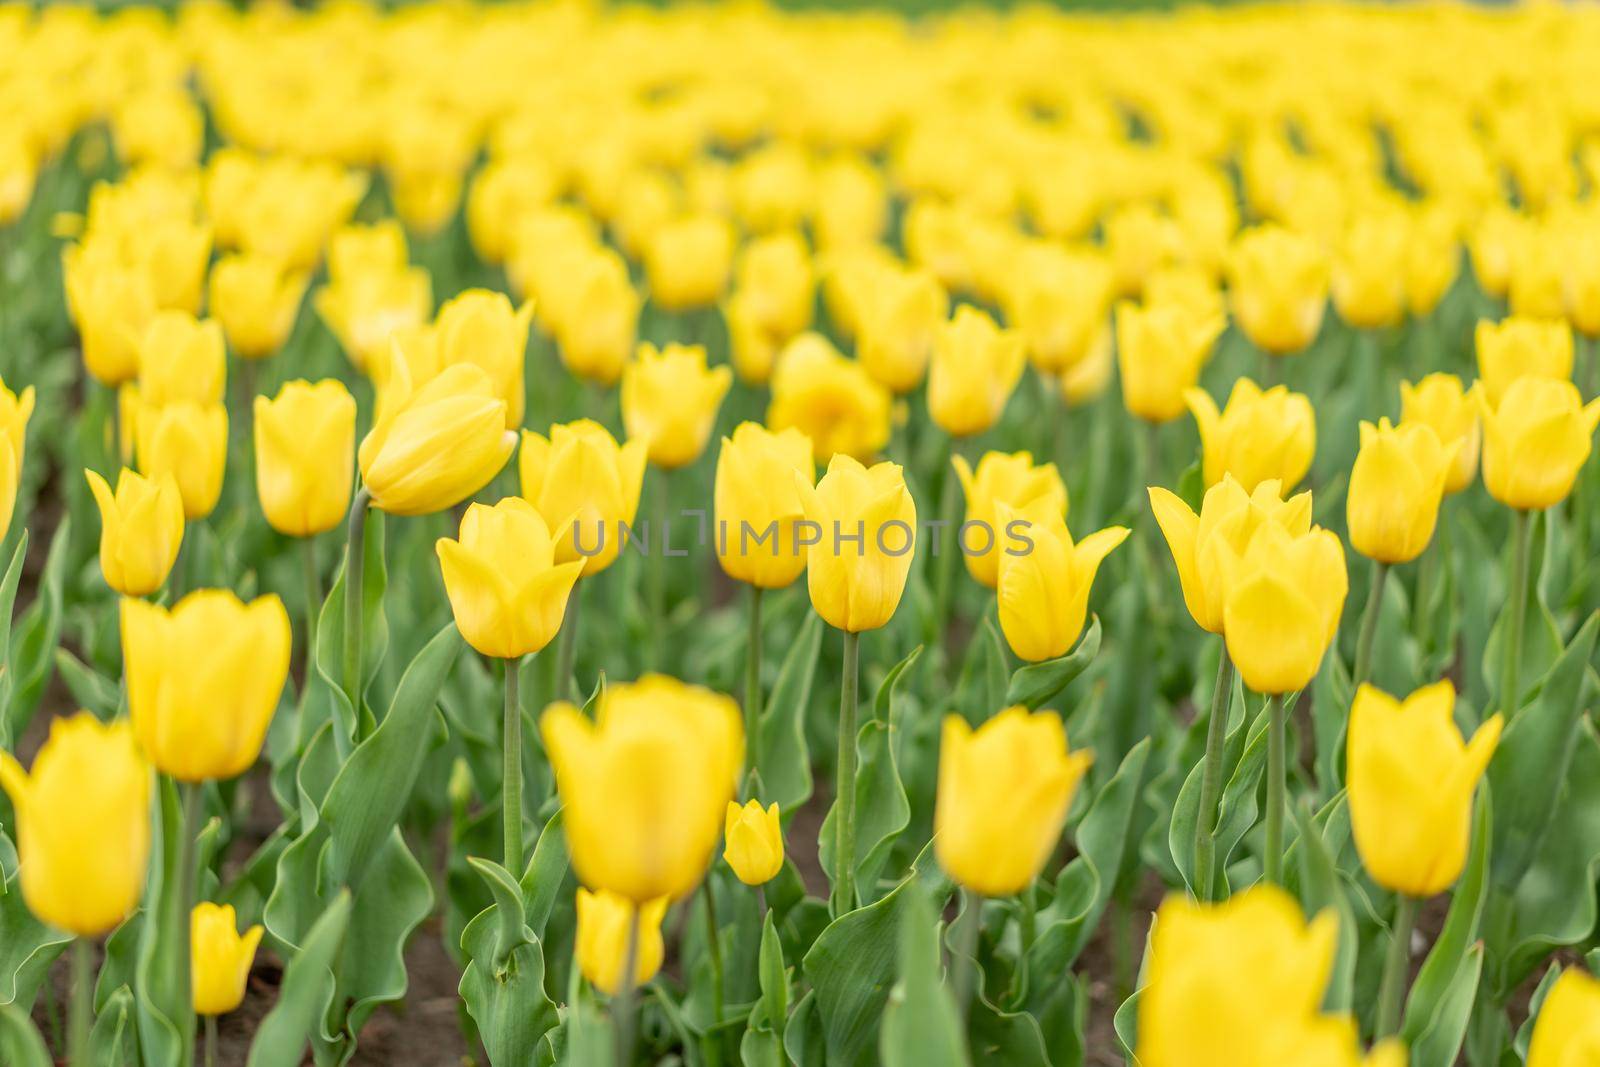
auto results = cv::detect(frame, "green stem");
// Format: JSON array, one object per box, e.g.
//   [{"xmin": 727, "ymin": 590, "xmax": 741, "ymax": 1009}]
[
  {"xmin": 69, "ymin": 938, "xmax": 92, "ymax": 1067},
  {"xmin": 1192, "ymin": 644, "xmax": 1235, "ymax": 901},
  {"xmin": 933, "ymin": 436, "xmax": 964, "ymax": 660},
  {"xmin": 341, "ymin": 487, "xmax": 372, "ymax": 750},
  {"xmin": 1353, "ymin": 559, "xmax": 1389, "ymax": 687},
  {"xmin": 503, "ymin": 656, "xmax": 524, "ymax": 877},
  {"xmin": 702, "ymin": 875, "xmax": 725, "ymax": 1029},
  {"xmin": 1376, "ymin": 895, "xmax": 1418, "ymax": 1038},
  {"xmin": 614, "ymin": 905, "xmax": 641, "ymax": 1067},
  {"xmin": 1411, "ymin": 536, "xmax": 1438, "ymax": 652},
  {"xmin": 204, "ymin": 1014, "xmax": 217, "ymax": 1067},
  {"xmin": 1501, "ymin": 509, "xmax": 1531, "ymax": 718},
  {"xmin": 1264, "ymin": 694, "xmax": 1285, "ymax": 885},
  {"xmin": 744, "ymin": 585, "xmax": 763, "ymax": 778},
  {"xmin": 301, "ymin": 536, "xmax": 320, "ymax": 686},
  {"xmin": 176, "ymin": 781, "xmax": 202, "ymax": 1067},
  {"xmin": 555, "ymin": 579, "xmax": 583, "ymax": 703},
  {"xmin": 951, "ymin": 887, "xmax": 982, "ymax": 1026},
  {"xmin": 648, "ymin": 470, "xmax": 668, "ymax": 670},
  {"xmin": 831, "ymin": 630, "xmax": 860, "ymax": 917}
]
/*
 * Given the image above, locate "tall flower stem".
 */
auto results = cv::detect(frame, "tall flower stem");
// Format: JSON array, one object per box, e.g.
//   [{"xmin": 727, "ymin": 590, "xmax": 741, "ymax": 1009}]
[
  {"xmin": 173, "ymin": 780, "xmax": 202, "ymax": 1067},
  {"xmin": 614, "ymin": 906, "xmax": 641, "ymax": 1067},
  {"xmin": 1264, "ymin": 694, "xmax": 1285, "ymax": 885},
  {"xmin": 502, "ymin": 655, "xmax": 523, "ymax": 876},
  {"xmin": 1192, "ymin": 644, "xmax": 1235, "ymax": 901},
  {"xmin": 554, "ymin": 580, "xmax": 584, "ymax": 703},
  {"xmin": 1500, "ymin": 509, "xmax": 1531, "ymax": 718},
  {"xmin": 932, "ymin": 436, "xmax": 965, "ymax": 661},
  {"xmin": 744, "ymin": 586, "xmax": 763, "ymax": 776},
  {"xmin": 831, "ymin": 630, "xmax": 860, "ymax": 916},
  {"xmin": 951, "ymin": 887, "xmax": 982, "ymax": 1025},
  {"xmin": 69, "ymin": 937, "xmax": 92, "ymax": 1067},
  {"xmin": 702, "ymin": 875, "xmax": 725, "ymax": 1029},
  {"xmin": 204, "ymin": 1015, "xmax": 218, "ymax": 1067},
  {"xmin": 1376, "ymin": 894, "xmax": 1418, "ymax": 1037},
  {"xmin": 648, "ymin": 471, "xmax": 669, "ymax": 670},
  {"xmin": 341, "ymin": 487, "xmax": 373, "ymax": 748},
  {"xmin": 1353, "ymin": 559, "xmax": 1389, "ymax": 687},
  {"xmin": 301, "ymin": 536, "xmax": 320, "ymax": 683}
]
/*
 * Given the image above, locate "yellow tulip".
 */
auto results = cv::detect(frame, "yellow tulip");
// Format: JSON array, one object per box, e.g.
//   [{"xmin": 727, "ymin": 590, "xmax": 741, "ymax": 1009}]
[
  {"xmin": 795, "ymin": 454, "xmax": 917, "ymax": 633},
  {"xmin": 1186, "ymin": 378, "xmax": 1316, "ymax": 492},
  {"xmin": 62, "ymin": 249, "xmax": 157, "ymax": 385},
  {"xmin": 928, "ymin": 306, "xmax": 1027, "ymax": 438},
  {"xmin": 85, "ymin": 468, "xmax": 184, "ymax": 597},
  {"xmin": 1105, "ymin": 202, "xmax": 1184, "ymax": 298},
  {"xmin": 1227, "ymin": 225, "xmax": 1329, "ymax": 356},
  {"xmin": 135, "ymin": 401, "xmax": 228, "ymax": 520},
  {"xmin": 328, "ymin": 220, "xmax": 410, "ymax": 284},
  {"xmin": 553, "ymin": 251, "xmax": 639, "ymax": 387},
  {"xmin": 1468, "ymin": 206, "xmax": 1522, "ymax": 299},
  {"xmin": 314, "ymin": 266, "xmax": 434, "ymax": 377},
  {"xmin": 714, "ymin": 422, "xmax": 815, "ymax": 590},
  {"xmin": 1347, "ymin": 680, "xmax": 1501, "ymax": 897},
  {"xmin": 117, "ymin": 385, "xmax": 140, "ymax": 465},
  {"xmin": 1148, "ymin": 475, "xmax": 1312, "ymax": 635},
  {"xmin": 857, "ymin": 268, "xmax": 947, "ymax": 394},
  {"xmin": 1474, "ymin": 317, "xmax": 1572, "ymax": 407},
  {"xmin": 574, "ymin": 889, "xmax": 668, "ymax": 996},
  {"xmin": 0, "ymin": 713, "xmax": 150, "ymax": 937},
  {"xmin": 137, "ymin": 310, "xmax": 226, "ymax": 408},
  {"xmin": 436, "ymin": 498, "xmax": 584, "ymax": 660},
  {"xmin": 621, "ymin": 343, "xmax": 734, "ymax": 470},
  {"xmin": 433, "ymin": 289, "xmax": 534, "ymax": 429},
  {"xmin": 1347, "ymin": 419, "xmax": 1456, "ymax": 564},
  {"xmin": 467, "ymin": 159, "xmax": 557, "ymax": 265},
  {"xmin": 1331, "ymin": 210, "xmax": 1409, "ymax": 330},
  {"xmin": 1527, "ymin": 968, "xmax": 1600, "ymax": 1067},
  {"xmin": 1405, "ymin": 204, "xmax": 1460, "ymax": 318},
  {"xmin": 253, "ymin": 379, "xmax": 356, "ymax": 538},
  {"xmin": 122, "ymin": 590, "xmax": 292, "ymax": 782},
  {"xmin": 1003, "ymin": 246, "xmax": 1114, "ymax": 376},
  {"xmin": 0, "ymin": 374, "xmax": 34, "ymax": 486},
  {"xmin": 542, "ymin": 674, "xmax": 743, "ymax": 901},
  {"xmin": 358, "ymin": 363, "xmax": 516, "ymax": 517},
  {"xmin": 724, "ymin": 800, "xmax": 784, "ymax": 886},
  {"xmin": 996, "ymin": 503, "xmax": 1127, "ymax": 662},
  {"xmin": 1509, "ymin": 226, "xmax": 1566, "ymax": 322},
  {"xmin": 934, "ymin": 706, "xmax": 1092, "ymax": 896},
  {"xmin": 724, "ymin": 293, "xmax": 782, "ymax": 387},
  {"xmin": 191, "ymin": 902, "xmax": 264, "ymax": 1016},
  {"xmin": 519, "ymin": 420, "xmax": 648, "ymax": 577},
  {"xmin": 1565, "ymin": 221, "xmax": 1600, "ymax": 337},
  {"xmin": 208, "ymin": 253, "xmax": 308, "ymax": 360},
  {"xmin": 1115, "ymin": 299, "xmax": 1225, "ymax": 424},
  {"xmin": 767, "ymin": 333, "xmax": 892, "ymax": 462},
  {"xmin": 139, "ymin": 216, "xmax": 213, "ymax": 315},
  {"xmin": 1400, "ymin": 374, "xmax": 1481, "ymax": 494},
  {"xmin": 952, "ymin": 451, "xmax": 1067, "ymax": 589},
  {"xmin": 645, "ymin": 214, "xmax": 735, "ymax": 311},
  {"xmin": 0, "ymin": 137, "xmax": 34, "ymax": 226},
  {"xmin": 1059, "ymin": 329, "xmax": 1115, "ymax": 407},
  {"xmin": 1478, "ymin": 377, "xmax": 1600, "ymax": 511},
  {"xmin": 734, "ymin": 231, "xmax": 814, "ymax": 341},
  {"xmin": 814, "ymin": 154, "xmax": 886, "ymax": 250},
  {"xmin": 1222, "ymin": 522, "xmax": 1348, "ymax": 695}
]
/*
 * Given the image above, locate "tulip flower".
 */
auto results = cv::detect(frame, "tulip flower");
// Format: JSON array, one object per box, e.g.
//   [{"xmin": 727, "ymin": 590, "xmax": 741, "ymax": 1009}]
[
  {"xmin": 996, "ymin": 502, "xmax": 1128, "ymax": 662},
  {"xmin": 951, "ymin": 450, "xmax": 1067, "ymax": 589},
  {"xmin": 1478, "ymin": 376, "xmax": 1600, "ymax": 511},
  {"xmin": 432, "ymin": 289, "xmax": 534, "ymax": 429},
  {"xmin": 0, "ymin": 373, "xmax": 34, "ymax": 513},
  {"xmin": 857, "ymin": 268, "xmax": 948, "ymax": 394},
  {"xmin": 1115, "ymin": 299, "xmax": 1225, "ymax": 424},
  {"xmin": 358, "ymin": 363, "xmax": 517, "ymax": 517},
  {"xmin": 1474, "ymin": 317, "xmax": 1572, "ymax": 407},
  {"xmin": 1331, "ymin": 209, "xmax": 1409, "ymax": 330},
  {"xmin": 574, "ymin": 889, "xmax": 668, "ymax": 996},
  {"xmin": 927, "ymin": 305, "xmax": 1027, "ymax": 438},
  {"xmin": 814, "ymin": 154, "xmax": 886, "ymax": 250},
  {"xmin": 139, "ymin": 215, "xmax": 213, "ymax": 314},
  {"xmin": 724, "ymin": 800, "xmax": 785, "ymax": 886},
  {"xmin": 645, "ymin": 214, "xmax": 735, "ymax": 311},
  {"xmin": 621, "ymin": 343, "xmax": 734, "ymax": 470},
  {"xmin": 541, "ymin": 674, "xmax": 743, "ymax": 902},
  {"xmin": 1405, "ymin": 204, "xmax": 1460, "ymax": 318},
  {"xmin": 553, "ymin": 250, "xmax": 639, "ymax": 387},
  {"xmin": 136, "ymin": 401, "xmax": 228, "ymax": 520},
  {"xmin": 254, "ymin": 379, "xmax": 356, "ymax": 538},
  {"xmin": 137, "ymin": 310, "xmax": 226, "ymax": 408},
  {"xmin": 208, "ymin": 253, "xmax": 309, "ymax": 360},
  {"xmin": 714, "ymin": 422, "xmax": 816, "ymax": 591},
  {"xmin": 467, "ymin": 159, "xmax": 558, "ymax": 265},
  {"xmin": 1565, "ymin": 220, "xmax": 1600, "ymax": 337},
  {"xmin": 0, "ymin": 713, "xmax": 150, "ymax": 937},
  {"xmin": 1527, "ymin": 968, "xmax": 1600, "ymax": 1067},
  {"xmin": 1227, "ymin": 224, "xmax": 1329, "ymax": 356},
  {"xmin": 1186, "ymin": 378, "xmax": 1316, "ymax": 492},
  {"xmin": 1222, "ymin": 521, "xmax": 1347, "ymax": 697},
  {"xmin": 725, "ymin": 293, "xmax": 783, "ymax": 387},
  {"xmin": 519, "ymin": 419, "xmax": 648, "ymax": 577},
  {"xmin": 1060, "ymin": 331, "xmax": 1115, "ymax": 406},
  {"xmin": 85, "ymin": 468, "xmax": 184, "ymax": 596},
  {"xmin": 313, "ymin": 268, "xmax": 433, "ymax": 375},
  {"xmin": 795, "ymin": 454, "xmax": 917, "ymax": 634},
  {"xmin": 1509, "ymin": 226, "xmax": 1566, "ymax": 320},
  {"xmin": 62, "ymin": 249, "xmax": 157, "ymax": 385},
  {"xmin": 767, "ymin": 333, "xmax": 892, "ymax": 462},
  {"xmin": 1468, "ymin": 205, "xmax": 1522, "ymax": 299},
  {"xmin": 934, "ymin": 706, "xmax": 1092, "ymax": 896},
  {"xmin": 733, "ymin": 230, "xmax": 814, "ymax": 341},
  {"xmin": 328, "ymin": 220, "xmax": 410, "ymax": 283},
  {"xmin": 1400, "ymin": 374, "xmax": 1481, "ymax": 493},
  {"xmin": 1105, "ymin": 202, "xmax": 1183, "ymax": 297},
  {"xmin": 1347, "ymin": 419, "xmax": 1457, "ymax": 565},
  {"xmin": 191, "ymin": 902, "xmax": 263, "ymax": 1015},
  {"xmin": 122, "ymin": 590, "xmax": 292, "ymax": 782}
]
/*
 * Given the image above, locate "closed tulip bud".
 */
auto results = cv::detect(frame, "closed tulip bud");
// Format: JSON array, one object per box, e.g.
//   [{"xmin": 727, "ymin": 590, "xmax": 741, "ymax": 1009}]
[
  {"xmin": 208, "ymin": 254, "xmax": 309, "ymax": 360},
  {"xmin": 1405, "ymin": 204, "xmax": 1460, "ymax": 318},
  {"xmin": 1469, "ymin": 206, "xmax": 1522, "ymax": 299},
  {"xmin": 1116, "ymin": 300, "xmax": 1225, "ymax": 424},
  {"xmin": 358, "ymin": 363, "xmax": 516, "ymax": 517},
  {"xmin": 952, "ymin": 451, "xmax": 1067, "ymax": 589},
  {"xmin": 724, "ymin": 800, "xmax": 784, "ymax": 886},
  {"xmin": 542, "ymin": 675, "xmax": 744, "ymax": 901},
  {"xmin": 1478, "ymin": 377, "xmax": 1600, "ymax": 510},
  {"xmin": 519, "ymin": 420, "xmax": 647, "ymax": 577},
  {"xmin": 434, "ymin": 289, "xmax": 534, "ymax": 429},
  {"xmin": 928, "ymin": 306, "xmax": 1027, "ymax": 438},
  {"xmin": 1223, "ymin": 523, "xmax": 1348, "ymax": 695},
  {"xmin": 436, "ymin": 498, "xmax": 583, "ymax": 659},
  {"xmin": 1227, "ymin": 225, "xmax": 1329, "ymax": 356},
  {"xmin": 122, "ymin": 590, "xmax": 291, "ymax": 781},
  {"xmin": 254, "ymin": 379, "xmax": 356, "ymax": 537},
  {"xmin": 645, "ymin": 214, "xmax": 735, "ymax": 311},
  {"xmin": 1474, "ymin": 317, "xmax": 1572, "ymax": 406},
  {"xmin": 795, "ymin": 454, "xmax": 917, "ymax": 633},
  {"xmin": 996, "ymin": 503, "xmax": 1127, "ymax": 662},
  {"xmin": 191, "ymin": 902, "xmax": 263, "ymax": 1016},
  {"xmin": 1347, "ymin": 419, "xmax": 1457, "ymax": 564},
  {"xmin": 1509, "ymin": 226, "xmax": 1566, "ymax": 321},
  {"xmin": 734, "ymin": 231, "xmax": 814, "ymax": 341},
  {"xmin": 328, "ymin": 220, "xmax": 409, "ymax": 284},
  {"xmin": 1400, "ymin": 374, "xmax": 1481, "ymax": 494},
  {"xmin": 313, "ymin": 268, "xmax": 433, "ymax": 375},
  {"xmin": 0, "ymin": 714, "xmax": 150, "ymax": 936},
  {"xmin": 555, "ymin": 251, "xmax": 639, "ymax": 387},
  {"xmin": 1149, "ymin": 475, "xmax": 1312, "ymax": 635},
  {"xmin": 467, "ymin": 159, "xmax": 558, "ymax": 265},
  {"xmin": 136, "ymin": 401, "xmax": 228, "ymax": 520},
  {"xmin": 1059, "ymin": 327, "xmax": 1115, "ymax": 407},
  {"xmin": 1186, "ymin": 378, "xmax": 1316, "ymax": 492},
  {"xmin": 814, "ymin": 154, "xmax": 886, "ymax": 250},
  {"xmin": 85, "ymin": 468, "xmax": 184, "ymax": 596},
  {"xmin": 1348, "ymin": 681, "xmax": 1501, "ymax": 897},
  {"xmin": 63, "ymin": 250, "xmax": 157, "ymax": 385},
  {"xmin": 767, "ymin": 333, "xmax": 892, "ymax": 462},
  {"xmin": 574, "ymin": 889, "xmax": 668, "ymax": 996},
  {"xmin": 0, "ymin": 374, "xmax": 34, "ymax": 482},
  {"xmin": 622, "ymin": 343, "xmax": 733, "ymax": 470},
  {"xmin": 934, "ymin": 706, "xmax": 1092, "ymax": 896},
  {"xmin": 1527, "ymin": 968, "xmax": 1600, "ymax": 1067},
  {"xmin": 715, "ymin": 422, "xmax": 815, "ymax": 589},
  {"xmin": 724, "ymin": 293, "xmax": 782, "ymax": 387},
  {"xmin": 1003, "ymin": 246, "xmax": 1114, "ymax": 376},
  {"xmin": 142, "ymin": 216, "xmax": 212, "ymax": 314},
  {"xmin": 1331, "ymin": 210, "xmax": 1409, "ymax": 330},
  {"xmin": 857, "ymin": 268, "xmax": 947, "ymax": 394},
  {"xmin": 137, "ymin": 310, "xmax": 226, "ymax": 409}
]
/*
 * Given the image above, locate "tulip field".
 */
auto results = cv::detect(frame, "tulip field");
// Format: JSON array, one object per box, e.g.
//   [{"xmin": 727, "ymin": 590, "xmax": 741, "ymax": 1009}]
[{"xmin": 5, "ymin": 0, "xmax": 1600, "ymax": 1065}]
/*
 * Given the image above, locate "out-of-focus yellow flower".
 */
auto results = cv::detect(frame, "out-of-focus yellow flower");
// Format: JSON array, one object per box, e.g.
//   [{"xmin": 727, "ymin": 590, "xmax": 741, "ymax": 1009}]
[
  {"xmin": 553, "ymin": 250, "xmax": 639, "ymax": 388},
  {"xmin": 1474, "ymin": 317, "xmax": 1572, "ymax": 406},
  {"xmin": 519, "ymin": 420, "xmax": 647, "ymax": 577},
  {"xmin": 645, "ymin": 214, "xmax": 735, "ymax": 311},
  {"xmin": 139, "ymin": 215, "xmax": 213, "ymax": 315},
  {"xmin": 467, "ymin": 158, "xmax": 558, "ymax": 265},
  {"xmin": 795, "ymin": 454, "xmax": 916, "ymax": 633},
  {"xmin": 1406, "ymin": 204, "xmax": 1460, "ymax": 318},
  {"xmin": 542, "ymin": 675, "xmax": 743, "ymax": 902},
  {"xmin": 1478, "ymin": 377, "xmax": 1600, "ymax": 511},
  {"xmin": 1105, "ymin": 202, "xmax": 1184, "ymax": 297},
  {"xmin": 1222, "ymin": 522, "xmax": 1348, "ymax": 695},
  {"xmin": 574, "ymin": 889, "xmax": 668, "ymax": 996},
  {"xmin": 1565, "ymin": 221, "xmax": 1600, "ymax": 337},
  {"xmin": 715, "ymin": 422, "xmax": 815, "ymax": 590},
  {"xmin": 934, "ymin": 706, "xmax": 1092, "ymax": 896},
  {"xmin": 358, "ymin": 363, "xmax": 516, "ymax": 517},
  {"xmin": 1348, "ymin": 680, "xmax": 1501, "ymax": 897},
  {"xmin": 137, "ymin": 310, "xmax": 226, "ymax": 408},
  {"xmin": 85, "ymin": 468, "xmax": 183, "ymax": 597},
  {"xmin": 112, "ymin": 89, "xmax": 202, "ymax": 170},
  {"xmin": 208, "ymin": 253, "xmax": 308, "ymax": 360},
  {"xmin": 254, "ymin": 379, "xmax": 356, "ymax": 537},
  {"xmin": 1228, "ymin": 225, "xmax": 1329, "ymax": 356},
  {"xmin": 611, "ymin": 168, "xmax": 680, "ymax": 260},
  {"xmin": 0, "ymin": 374, "xmax": 34, "ymax": 512},
  {"xmin": 734, "ymin": 231, "xmax": 814, "ymax": 341},
  {"xmin": 1060, "ymin": 330, "xmax": 1115, "ymax": 406},
  {"xmin": 814, "ymin": 154, "xmax": 886, "ymax": 250},
  {"xmin": 437, "ymin": 498, "xmax": 583, "ymax": 660},
  {"xmin": 63, "ymin": 250, "xmax": 157, "ymax": 385},
  {"xmin": 136, "ymin": 401, "xmax": 227, "ymax": 520},
  {"xmin": 0, "ymin": 136, "xmax": 34, "ymax": 226},
  {"xmin": 1116, "ymin": 300, "xmax": 1225, "ymax": 423},
  {"xmin": 857, "ymin": 268, "xmax": 947, "ymax": 394},
  {"xmin": 1003, "ymin": 245, "xmax": 1113, "ymax": 376},
  {"xmin": 733, "ymin": 143, "xmax": 812, "ymax": 235},
  {"xmin": 724, "ymin": 293, "xmax": 782, "ymax": 387},
  {"xmin": 928, "ymin": 306, "xmax": 1026, "ymax": 438},
  {"xmin": 996, "ymin": 503, "xmax": 1127, "ymax": 662},
  {"xmin": 1331, "ymin": 209, "xmax": 1409, "ymax": 330},
  {"xmin": 122, "ymin": 590, "xmax": 291, "ymax": 782},
  {"xmin": 328, "ymin": 220, "xmax": 409, "ymax": 283},
  {"xmin": 0, "ymin": 714, "xmax": 150, "ymax": 937},
  {"xmin": 1468, "ymin": 206, "xmax": 1523, "ymax": 299},
  {"xmin": 1400, "ymin": 374, "xmax": 1481, "ymax": 494},
  {"xmin": 1527, "ymin": 968, "xmax": 1600, "ymax": 1067},
  {"xmin": 1149, "ymin": 475, "xmax": 1311, "ymax": 635},
  {"xmin": 767, "ymin": 333, "xmax": 892, "ymax": 462},
  {"xmin": 1186, "ymin": 379, "xmax": 1316, "ymax": 492},
  {"xmin": 952, "ymin": 451, "xmax": 1067, "ymax": 589},
  {"xmin": 191, "ymin": 902, "xmax": 263, "ymax": 1016},
  {"xmin": 621, "ymin": 343, "xmax": 733, "ymax": 470},
  {"xmin": 314, "ymin": 268, "xmax": 433, "ymax": 376},
  {"xmin": 1509, "ymin": 225, "xmax": 1567, "ymax": 321},
  {"xmin": 724, "ymin": 800, "xmax": 784, "ymax": 886},
  {"xmin": 430, "ymin": 289, "xmax": 534, "ymax": 429},
  {"xmin": 1347, "ymin": 419, "xmax": 1456, "ymax": 564}
]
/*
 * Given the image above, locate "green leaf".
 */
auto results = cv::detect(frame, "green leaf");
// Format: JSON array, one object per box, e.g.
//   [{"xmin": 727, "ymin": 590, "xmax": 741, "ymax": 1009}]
[
  {"xmin": 1004, "ymin": 616, "xmax": 1101, "ymax": 711},
  {"xmin": 1482, "ymin": 513, "xmax": 1563, "ymax": 715},
  {"xmin": 1290, "ymin": 796, "xmax": 1358, "ymax": 1014},
  {"xmin": 519, "ymin": 811, "xmax": 569, "ymax": 939},
  {"xmin": 1167, "ymin": 672, "xmax": 1247, "ymax": 896},
  {"xmin": 313, "ymin": 509, "xmax": 388, "ymax": 756},
  {"xmin": 89, "ymin": 984, "xmax": 138, "ymax": 1067},
  {"xmin": 757, "ymin": 611, "xmax": 822, "ymax": 813},
  {"xmin": 758, "ymin": 910, "xmax": 789, "ymax": 1043},
  {"xmin": 0, "ymin": 1002, "xmax": 51, "ymax": 1067},
  {"xmin": 52, "ymin": 647, "xmax": 120, "ymax": 720},
  {"xmin": 458, "ymin": 871, "xmax": 559, "ymax": 1067},
  {"xmin": 0, "ymin": 831, "xmax": 71, "ymax": 1007},
  {"xmin": 956, "ymin": 616, "xmax": 1009, "ymax": 723},
  {"xmin": 1211, "ymin": 695, "xmax": 1274, "ymax": 888},
  {"xmin": 134, "ymin": 777, "xmax": 188, "ymax": 1067},
  {"xmin": 246, "ymin": 890, "xmax": 353, "ymax": 1067},
  {"xmin": 1409, "ymin": 945, "xmax": 1485, "ymax": 1067},
  {"xmin": 881, "ymin": 879, "xmax": 969, "ymax": 1067},
  {"xmin": 6, "ymin": 519, "xmax": 69, "ymax": 742},
  {"xmin": 468, "ymin": 858, "xmax": 531, "ymax": 962}
]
